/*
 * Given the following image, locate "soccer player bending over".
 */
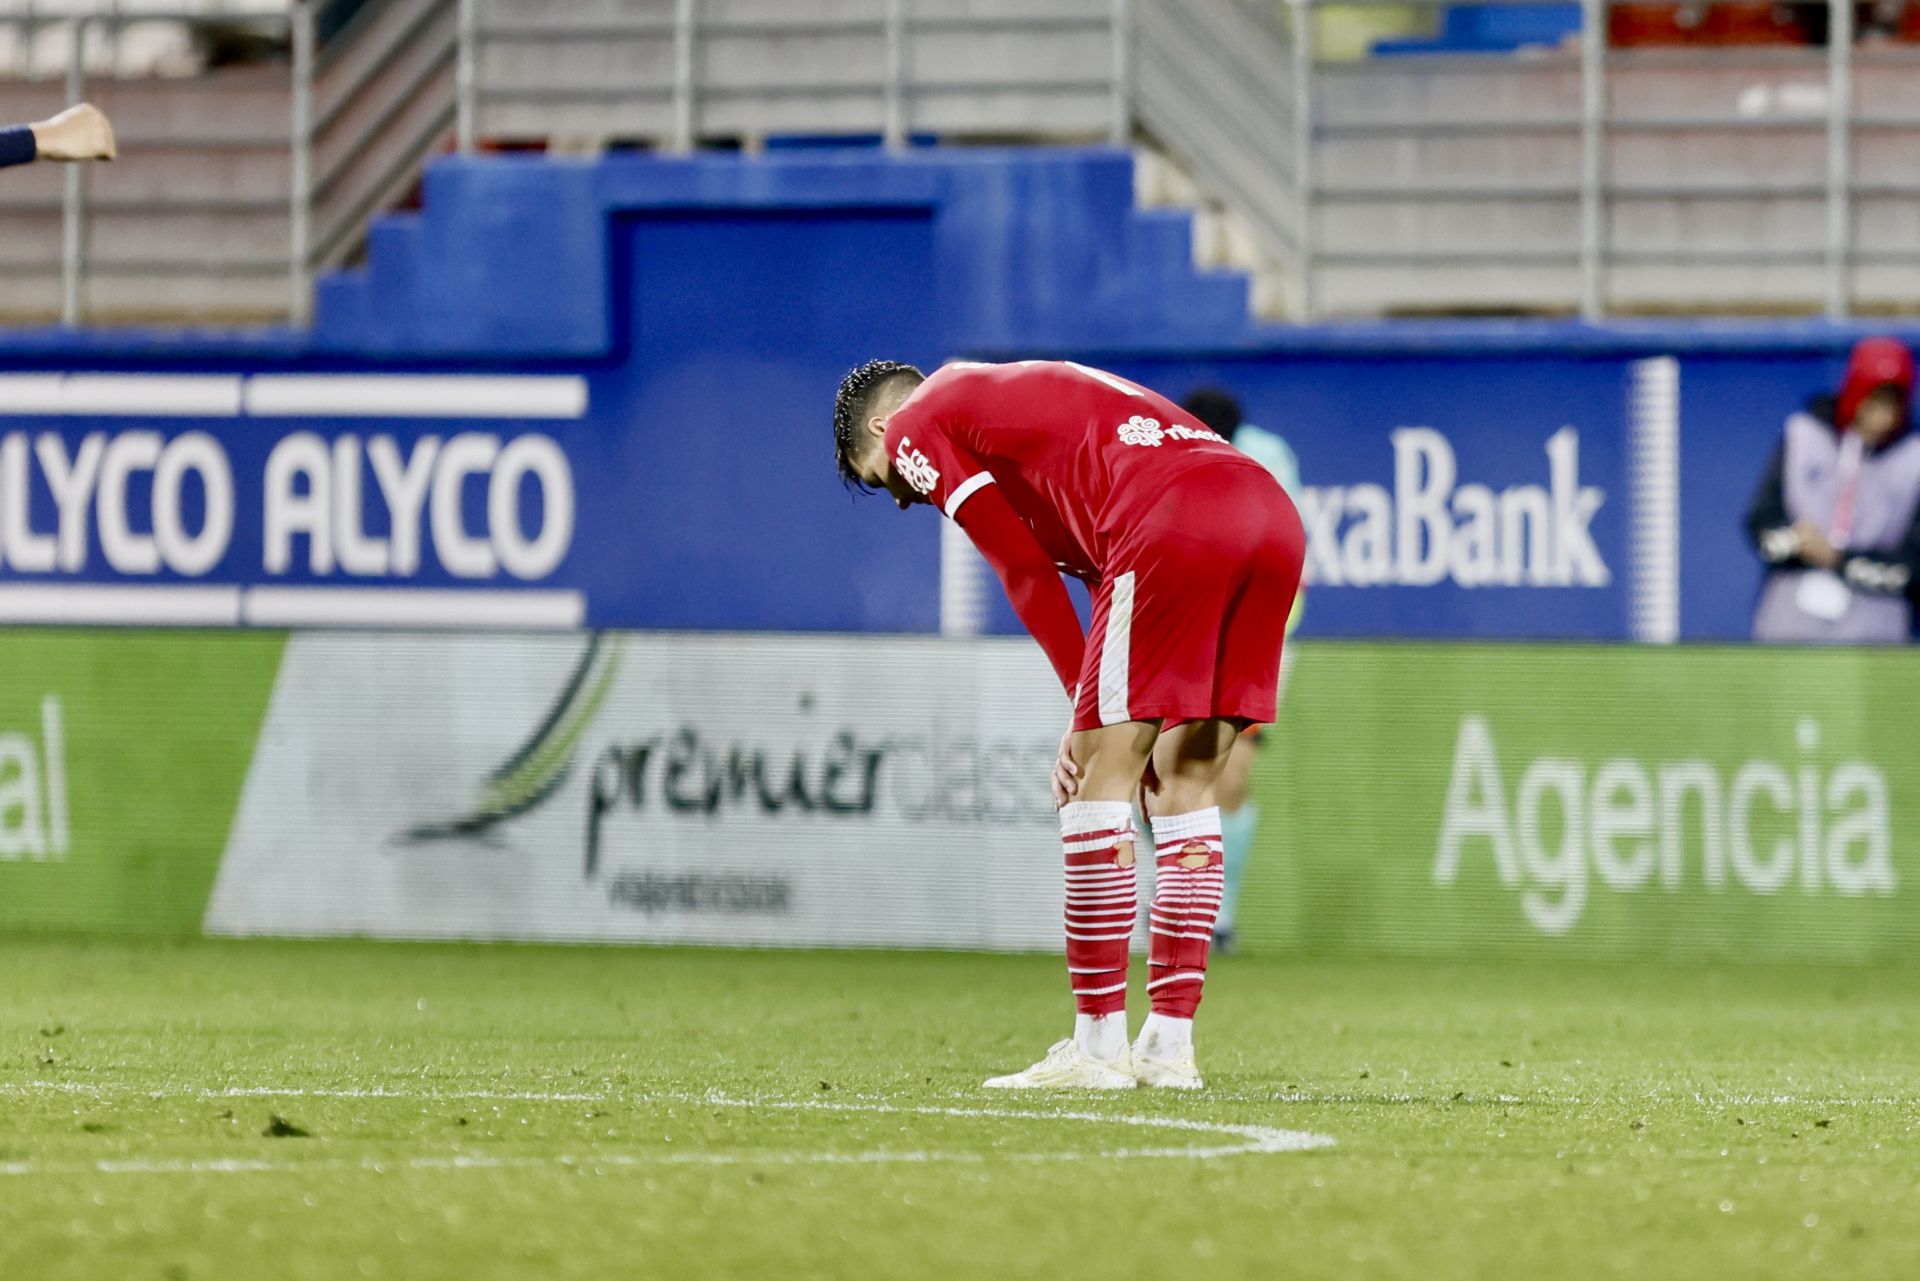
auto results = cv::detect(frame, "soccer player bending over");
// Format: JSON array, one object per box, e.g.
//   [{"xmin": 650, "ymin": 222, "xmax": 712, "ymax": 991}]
[
  {"xmin": 0, "ymin": 103, "xmax": 117, "ymax": 169},
  {"xmin": 834, "ymin": 359, "xmax": 1304, "ymax": 1089}
]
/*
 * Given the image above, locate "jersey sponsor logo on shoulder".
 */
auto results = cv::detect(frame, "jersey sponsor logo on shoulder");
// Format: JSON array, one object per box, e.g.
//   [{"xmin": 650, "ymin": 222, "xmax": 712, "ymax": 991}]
[
  {"xmin": 894, "ymin": 438, "xmax": 940, "ymax": 495},
  {"xmin": 1116, "ymin": 416, "xmax": 1223, "ymax": 448}
]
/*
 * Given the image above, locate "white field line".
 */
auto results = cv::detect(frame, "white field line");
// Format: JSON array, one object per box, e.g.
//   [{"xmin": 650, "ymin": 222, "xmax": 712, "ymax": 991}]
[
  {"xmin": 11, "ymin": 1081, "xmax": 1916, "ymax": 1111},
  {"xmin": 717, "ymin": 1094, "xmax": 1333, "ymax": 1160},
  {"xmin": 6, "ymin": 1082, "xmax": 605, "ymax": 1103},
  {"xmin": 9, "ymin": 1081, "xmax": 1913, "ymax": 1110},
  {"xmin": 1205, "ymin": 1089, "xmax": 1920, "ymax": 1109},
  {"xmin": 1687, "ymin": 1092, "xmax": 1920, "ymax": 1109},
  {"xmin": 209, "ymin": 1085, "xmax": 606, "ymax": 1102},
  {"xmin": 0, "ymin": 1084, "xmax": 1335, "ymax": 1176}
]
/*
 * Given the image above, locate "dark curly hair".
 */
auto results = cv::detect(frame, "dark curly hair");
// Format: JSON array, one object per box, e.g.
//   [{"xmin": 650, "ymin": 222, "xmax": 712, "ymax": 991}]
[
  {"xmin": 833, "ymin": 359, "xmax": 924, "ymax": 491},
  {"xmin": 1181, "ymin": 387, "xmax": 1244, "ymax": 439}
]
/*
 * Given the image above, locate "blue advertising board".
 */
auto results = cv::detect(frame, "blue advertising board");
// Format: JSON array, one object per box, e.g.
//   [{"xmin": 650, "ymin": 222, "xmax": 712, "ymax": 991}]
[
  {"xmin": 1053, "ymin": 347, "xmax": 1880, "ymax": 644},
  {"xmin": 1090, "ymin": 353, "xmax": 1633, "ymax": 641},
  {"xmin": 0, "ymin": 362, "xmax": 941, "ymax": 634},
  {"xmin": 0, "ymin": 148, "xmax": 1907, "ymax": 642}
]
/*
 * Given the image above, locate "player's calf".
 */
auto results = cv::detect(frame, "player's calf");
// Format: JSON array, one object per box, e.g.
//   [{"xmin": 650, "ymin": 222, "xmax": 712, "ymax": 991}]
[
  {"xmin": 983, "ymin": 799, "xmax": 1139, "ymax": 1089},
  {"xmin": 1137, "ymin": 806, "xmax": 1225, "ymax": 1087},
  {"xmin": 1062, "ymin": 799, "xmax": 1137, "ymax": 1055}
]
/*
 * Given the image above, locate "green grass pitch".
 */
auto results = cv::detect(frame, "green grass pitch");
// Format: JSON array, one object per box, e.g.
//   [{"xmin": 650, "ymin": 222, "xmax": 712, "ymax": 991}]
[{"xmin": 3, "ymin": 937, "xmax": 1917, "ymax": 1280}]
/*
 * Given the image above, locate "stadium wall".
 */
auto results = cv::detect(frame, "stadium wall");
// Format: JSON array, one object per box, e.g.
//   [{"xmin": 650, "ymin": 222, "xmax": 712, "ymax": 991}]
[
  {"xmin": 1, "ymin": 628, "xmax": 1915, "ymax": 964},
  {"xmin": 0, "ymin": 149, "xmax": 1914, "ymax": 642},
  {"xmin": 2, "ymin": 148, "xmax": 1917, "ymax": 959}
]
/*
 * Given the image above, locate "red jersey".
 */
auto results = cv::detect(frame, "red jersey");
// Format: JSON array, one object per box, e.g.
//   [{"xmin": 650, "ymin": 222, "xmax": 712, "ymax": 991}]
[{"xmin": 882, "ymin": 360, "xmax": 1258, "ymax": 583}]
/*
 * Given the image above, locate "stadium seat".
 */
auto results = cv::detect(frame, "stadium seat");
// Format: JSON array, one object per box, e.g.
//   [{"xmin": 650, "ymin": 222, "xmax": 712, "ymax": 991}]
[{"xmin": 1371, "ymin": 3, "xmax": 1582, "ymax": 53}]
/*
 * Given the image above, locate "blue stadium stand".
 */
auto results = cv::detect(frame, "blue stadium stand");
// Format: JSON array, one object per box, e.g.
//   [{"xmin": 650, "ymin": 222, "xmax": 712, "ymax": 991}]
[{"xmin": 1371, "ymin": 3, "xmax": 1581, "ymax": 53}]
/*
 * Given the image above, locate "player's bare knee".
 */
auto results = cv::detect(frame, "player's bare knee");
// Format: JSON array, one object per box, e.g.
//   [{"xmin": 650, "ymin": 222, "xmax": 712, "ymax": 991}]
[
  {"xmin": 1146, "ymin": 721, "xmax": 1242, "ymax": 812},
  {"xmin": 1068, "ymin": 720, "xmax": 1158, "ymax": 802},
  {"xmin": 1151, "ymin": 768, "xmax": 1225, "ymax": 815},
  {"xmin": 1076, "ymin": 752, "xmax": 1152, "ymax": 802}
]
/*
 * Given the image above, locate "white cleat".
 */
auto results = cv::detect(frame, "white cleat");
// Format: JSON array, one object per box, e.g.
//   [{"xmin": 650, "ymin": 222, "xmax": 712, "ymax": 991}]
[
  {"xmin": 1132, "ymin": 1037, "xmax": 1205, "ymax": 1090},
  {"xmin": 982, "ymin": 1038, "xmax": 1138, "ymax": 1090}
]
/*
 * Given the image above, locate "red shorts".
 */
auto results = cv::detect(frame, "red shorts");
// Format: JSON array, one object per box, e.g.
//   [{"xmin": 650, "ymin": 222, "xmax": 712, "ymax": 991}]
[{"xmin": 1071, "ymin": 461, "xmax": 1304, "ymax": 731}]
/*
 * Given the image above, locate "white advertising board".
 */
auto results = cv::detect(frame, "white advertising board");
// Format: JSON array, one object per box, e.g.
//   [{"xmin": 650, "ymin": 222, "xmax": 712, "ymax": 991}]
[{"xmin": 208, "ymin": 632, "xmax": 1099, "ymax": 950}]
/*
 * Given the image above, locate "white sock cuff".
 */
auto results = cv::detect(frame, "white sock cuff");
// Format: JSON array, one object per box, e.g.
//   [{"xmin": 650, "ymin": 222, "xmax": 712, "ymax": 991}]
[
  {"xmin": 1059, "ymin": 800, "xmax": 1136, "ymax": 839},
  {"xmin": 1150, "ymin": 806, "xmax": 1223, "ymax": 845}
]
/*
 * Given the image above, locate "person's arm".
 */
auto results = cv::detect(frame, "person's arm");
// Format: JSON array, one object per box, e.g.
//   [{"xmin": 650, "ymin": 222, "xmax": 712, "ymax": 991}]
[
  {"xmin": 1745, "ymin": 435, "xmax": 1810, "ymax": 569},
  {"xmin": 884, "ymin": 375, "xmax": 1084, "ymax": 693},
  {"xmin": 0, "ymin": 103, "xmax": 116, "ymax": 170},
  {"xmin": 1838, "ymin": 502, "xmax": 1920, "ymax": 598},
  {"xmin": 0, "ymin": 125, "xmax": 32, "ymax": 170},
  {"xmin": 951, "ymin": 481, "xmax": 1086, "ymax": 696}
]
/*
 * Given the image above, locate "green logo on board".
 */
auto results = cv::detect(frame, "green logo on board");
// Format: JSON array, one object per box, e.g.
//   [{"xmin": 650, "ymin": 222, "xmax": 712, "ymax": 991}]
[
  {"xmin": 1433, "ymin": 714, "xmax": 1894, "ymax": 935},
  {"xmin": 0, "ymin": 695, "xmax": 68, "ymax": 861}
]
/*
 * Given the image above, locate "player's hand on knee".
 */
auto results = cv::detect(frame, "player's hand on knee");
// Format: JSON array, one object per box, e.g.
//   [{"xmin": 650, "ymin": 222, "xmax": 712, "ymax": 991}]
[
  {"xmin": 1050, "ymin": 731, "xmax": 1080, "ymax": 809},
  {"xmin": 32, "ymin": 103, "xmax": 115, "ymax": 162}
]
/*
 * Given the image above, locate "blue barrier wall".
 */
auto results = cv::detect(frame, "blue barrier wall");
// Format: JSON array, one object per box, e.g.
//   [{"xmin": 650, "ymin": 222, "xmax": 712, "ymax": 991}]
[
  {"xmin": 1061, "ymin": 344, "xmax": 1855, "ymax": 642},
  {"xmin": 0, "ymin": 147, "xmax": 1910, "ymax": 641}
]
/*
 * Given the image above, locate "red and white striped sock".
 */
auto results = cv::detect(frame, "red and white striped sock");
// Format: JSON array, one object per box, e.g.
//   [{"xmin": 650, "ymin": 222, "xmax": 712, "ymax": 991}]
[
  {"xmin": 1060, "ymin": 800, "xmax": 1138, "ymax": 1048},
  {"xmin": 1147, "ymin": 807, "xmax": 1225, "ymax": 1023}
]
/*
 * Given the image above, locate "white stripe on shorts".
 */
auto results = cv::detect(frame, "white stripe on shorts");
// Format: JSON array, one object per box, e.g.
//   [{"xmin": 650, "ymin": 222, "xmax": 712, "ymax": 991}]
[{"xmin": 1097, "ymin": 570, "xmax": 1135, "ymax": 726}]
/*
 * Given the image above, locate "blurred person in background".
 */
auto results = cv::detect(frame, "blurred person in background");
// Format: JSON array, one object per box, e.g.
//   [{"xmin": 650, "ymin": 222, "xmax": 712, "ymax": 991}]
[
  {"xmin": 0, "ymin": 103, "xmax": 115, "ymax": 171},
  {"xmin": 1610, "ymin": 0, "xmax": 1918, "ymax": 43},
  {"xmin": 1181, "ymin": 388, "xmax": 1305, "ymax": 953},
  {"xmin": 1788, "ymin": 0, "xmax": 1917, "ymax": 42},
  {"xmin": 1747, "ymin": 336, "xmax": 1920, "ymax": 644}
]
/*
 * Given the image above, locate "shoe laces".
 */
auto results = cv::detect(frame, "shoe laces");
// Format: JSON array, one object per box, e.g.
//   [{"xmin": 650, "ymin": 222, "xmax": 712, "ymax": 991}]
[{"xmin": 1042, "ymin": 1038, "xmax": 1079, "ymax": 1065}]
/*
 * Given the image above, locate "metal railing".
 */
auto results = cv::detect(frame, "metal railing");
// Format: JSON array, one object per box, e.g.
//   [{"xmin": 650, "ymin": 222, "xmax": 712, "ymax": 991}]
[
  {"xmin": 304, "ymin": 0, "xmax": 455, "ymax": 276},
  {"xmin": 7, "ymin": 0, "xmax": 1918, "ymax": 325},
  {"xmin": 455, "ymin": 0, "xmax": 1920, "ymax": 319},
  {"xmin": 1133, "ymin": 0, "xmax": 1304, "ymax": 309},
  {"xmin": 0, "ymin": 6, "xmax": 301, "ymax": 324},
  {"xmin": 1150, "ymin": 0, "xmax": 1920, "ymax": 318},
  {"xmin": 0, "ymin": 0, "xmax": 453, "ymax": 326},
  {"xmin": 456, "ymin": 0, "xmax": 1132, "ymax": 154}
]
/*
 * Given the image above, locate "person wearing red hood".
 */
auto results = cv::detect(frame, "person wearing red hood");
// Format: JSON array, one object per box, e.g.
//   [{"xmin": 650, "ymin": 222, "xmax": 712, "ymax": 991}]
[{"xmin": 1747, "ymin": 336, "xmax": 1920, "ymax": 643}]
